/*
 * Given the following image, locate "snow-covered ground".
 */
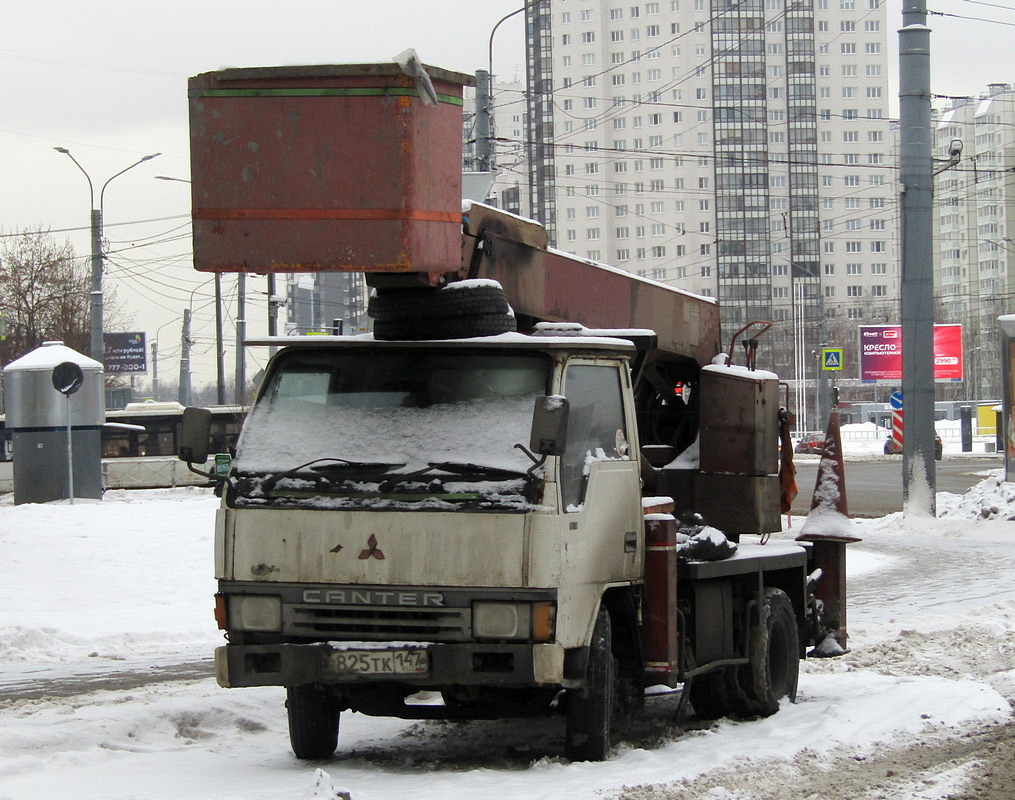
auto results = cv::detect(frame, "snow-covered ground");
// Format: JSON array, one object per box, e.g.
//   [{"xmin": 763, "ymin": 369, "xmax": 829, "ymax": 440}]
[{"xmin": 0, "ymin": 461, "xmax": 1013, "ymax": 799}]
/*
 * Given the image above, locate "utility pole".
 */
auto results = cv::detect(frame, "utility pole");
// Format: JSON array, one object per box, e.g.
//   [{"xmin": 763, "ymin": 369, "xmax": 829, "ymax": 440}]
[
  {"xmin": 178, "ymin": 308, "xmax": 192, "ymax": 406},
  {"xmin": 235, "ymin": 273, "xmax": 247, "ymax": 405},
  {"xmin": 475, "ymin": 69, "xmax": 492, "ymax": 174},
  {"xmin": 88, "ymin": 209, "xmax": 103, "ymax": 363},
  {"xmin": 898, "ymin": 0, "xmax": 936, "ymax": 515},
  {"xmin": 267, "ymin": 273, "xmax": 279, "ymax": 358},
  {"xmin": 151, "ymin": 341, "xmax": 159, "ymax": 401},
  {"xmin": 215, "ymin": 274, "xmax": 226, "ymax": 404}
]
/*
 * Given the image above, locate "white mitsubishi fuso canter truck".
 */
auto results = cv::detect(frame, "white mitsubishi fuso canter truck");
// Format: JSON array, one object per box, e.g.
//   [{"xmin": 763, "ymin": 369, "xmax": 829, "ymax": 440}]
[{"xmin": 180, "ymin": 62, "xmax": 834, "ymax": 762}]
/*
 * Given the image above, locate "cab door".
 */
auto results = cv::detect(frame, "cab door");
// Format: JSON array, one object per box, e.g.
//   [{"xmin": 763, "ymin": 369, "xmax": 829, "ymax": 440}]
[{"xmin": 558, "ymin": 358, "xmax": 643, "ymax": 585}]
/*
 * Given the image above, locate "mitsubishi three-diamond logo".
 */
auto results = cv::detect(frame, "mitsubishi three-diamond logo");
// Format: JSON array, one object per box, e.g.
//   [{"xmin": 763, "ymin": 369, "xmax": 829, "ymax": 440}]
[{"xmin": 358, "ymin": 534, "xmax": 385, "ymax": 560}]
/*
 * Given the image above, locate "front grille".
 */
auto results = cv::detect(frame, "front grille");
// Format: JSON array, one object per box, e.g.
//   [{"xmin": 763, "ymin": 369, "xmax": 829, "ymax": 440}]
[{"xmin": 284, "ymin": 603, "xmax": 471, "ymax": 641}]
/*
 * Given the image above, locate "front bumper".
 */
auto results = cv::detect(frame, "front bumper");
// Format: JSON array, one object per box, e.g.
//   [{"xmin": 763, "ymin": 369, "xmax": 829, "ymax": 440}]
[{"xmin": 215, "ymin": 640, "xmax": 567, "ymax": 689}]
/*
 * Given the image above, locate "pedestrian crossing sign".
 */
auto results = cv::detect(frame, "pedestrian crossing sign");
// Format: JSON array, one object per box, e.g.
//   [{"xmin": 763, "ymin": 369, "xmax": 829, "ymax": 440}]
[{"xmin": 821, "ymin": 348, "xmax": 843, "ymax": 370}]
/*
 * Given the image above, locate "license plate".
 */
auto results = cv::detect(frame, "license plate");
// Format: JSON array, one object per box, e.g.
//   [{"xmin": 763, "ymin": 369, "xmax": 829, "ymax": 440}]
[{"xmin": 327, "ymin": 648, "xmax": 429, "ymax": 676}]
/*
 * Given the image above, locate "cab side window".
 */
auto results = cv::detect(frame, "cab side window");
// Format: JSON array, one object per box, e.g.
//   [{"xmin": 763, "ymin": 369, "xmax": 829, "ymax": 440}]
[{"xmin": 560, "ymin": 364, "xmax": 628, "ymax": 510}]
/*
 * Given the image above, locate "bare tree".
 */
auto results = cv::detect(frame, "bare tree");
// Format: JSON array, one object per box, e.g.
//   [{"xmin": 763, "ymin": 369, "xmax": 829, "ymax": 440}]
[{"xmin": 0, "ymin": 227, "xmax": 130, "ymax": 367}]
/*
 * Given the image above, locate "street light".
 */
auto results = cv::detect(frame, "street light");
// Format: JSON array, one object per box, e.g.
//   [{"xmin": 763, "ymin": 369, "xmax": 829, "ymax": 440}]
[{"xmin": 54, "ymin": 147, "xmax": 161, "ymax": 363}]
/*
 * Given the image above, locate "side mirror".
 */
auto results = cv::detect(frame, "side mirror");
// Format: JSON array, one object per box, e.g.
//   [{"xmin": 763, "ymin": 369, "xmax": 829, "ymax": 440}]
[
  {"xmin": 530, "ymin": 395, "xmax": 569, "ymax": 456},
  {"xmin": 179, "ymin": 407, "xmax": 212, "ymax": 464}
]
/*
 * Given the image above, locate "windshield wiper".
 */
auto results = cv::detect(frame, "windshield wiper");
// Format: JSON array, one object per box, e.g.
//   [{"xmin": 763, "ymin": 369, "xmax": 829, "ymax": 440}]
[
  {"xmin": 378, "ymin": 461, "xmax": 527, "ymax": 493},
  {"xmin": 262, "ymin": 457, "xmax": 406, "ymax": 492}
]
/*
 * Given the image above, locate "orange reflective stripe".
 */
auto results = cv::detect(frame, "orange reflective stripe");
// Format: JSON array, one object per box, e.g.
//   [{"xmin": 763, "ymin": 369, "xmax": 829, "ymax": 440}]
[{"xmin": 193, "ymin": 208, "xmax": 460, "ymax": 222}]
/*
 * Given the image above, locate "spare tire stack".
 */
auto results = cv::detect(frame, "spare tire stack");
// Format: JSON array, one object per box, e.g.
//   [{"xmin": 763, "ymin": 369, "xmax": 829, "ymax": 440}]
[{"xmin": 369, "ymin": 280, "xmax": 515, "ymax": 340}]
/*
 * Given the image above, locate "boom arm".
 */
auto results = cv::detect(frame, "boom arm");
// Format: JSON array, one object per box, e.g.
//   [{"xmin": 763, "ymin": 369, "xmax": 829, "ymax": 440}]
[{"xmin": 461, "ymin": 203, "xmax": 721, "ymax": 369}]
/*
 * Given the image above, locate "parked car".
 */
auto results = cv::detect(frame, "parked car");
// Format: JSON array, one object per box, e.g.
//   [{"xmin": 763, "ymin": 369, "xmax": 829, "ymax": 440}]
[
  {"xmin": 884, "ymin": 434, "xmax": 943, "ymax": 460},
  {"xmin": 794, "ymin": 432, "xmax": 825, "ymax": 455}
]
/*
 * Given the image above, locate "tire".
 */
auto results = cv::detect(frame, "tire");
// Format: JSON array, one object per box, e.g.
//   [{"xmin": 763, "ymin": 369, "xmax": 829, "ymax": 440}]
[
  {"xmin": 373, "ymin": 312, "xmax": 515, "ymax": 341},
  {"xmin": 286, "ymin": 684, "xmax": 340, "ymax": 760},
  {"xmin": 687, "ymin": 667, "xmax": 739, "ymax": 720},
  {"xmin": 368, "ymin": 284, "xmax": 510, "ymax": 321},
  {"xmin": 734, "ymin": 588, "xmax": 800, "ymax": 718},
  {"xmin": 565, "ymin": 607, "xmax": 615, "ymax": 762}
]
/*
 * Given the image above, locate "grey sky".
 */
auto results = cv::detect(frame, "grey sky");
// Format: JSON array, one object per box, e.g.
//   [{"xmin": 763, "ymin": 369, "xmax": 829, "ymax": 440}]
[{"xmin": 0, "ymin": 0, "xmax": 1010, "ymax": 389}]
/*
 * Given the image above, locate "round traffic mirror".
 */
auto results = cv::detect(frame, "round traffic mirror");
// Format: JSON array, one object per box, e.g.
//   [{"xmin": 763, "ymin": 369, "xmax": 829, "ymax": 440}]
[{"xmin": 52, "ymin": 361, "xmax": 84, "ymax": 396}]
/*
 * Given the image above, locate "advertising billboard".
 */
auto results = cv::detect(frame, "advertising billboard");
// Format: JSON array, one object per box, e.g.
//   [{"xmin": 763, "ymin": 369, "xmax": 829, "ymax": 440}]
[
  {"xmin": 103, "ymin": 332, "xmax": 147, "ymax": 374},
  {"xmin": 858, "ymin": 324, "xmax": 962, "ymax": 383}
]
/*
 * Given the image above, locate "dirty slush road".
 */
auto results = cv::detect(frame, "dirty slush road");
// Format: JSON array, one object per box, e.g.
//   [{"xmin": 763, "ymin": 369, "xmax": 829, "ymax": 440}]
[
  {"xmin": 3, "ymin": 520, "xmax": 1012, "ymax": 798},
  {"xmin": 613, "ymin": 525, "xmax": 1015, "ymax": 800}
]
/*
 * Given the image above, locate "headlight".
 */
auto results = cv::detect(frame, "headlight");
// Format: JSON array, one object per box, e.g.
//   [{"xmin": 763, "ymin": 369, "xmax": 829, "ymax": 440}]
[
  {"xmin": 473, "ymin": 601, "xmax": 555, "ymax": 641},
  {"xmin": 229, "ymin": 594, "xmax": 282, "ymax": 632}
]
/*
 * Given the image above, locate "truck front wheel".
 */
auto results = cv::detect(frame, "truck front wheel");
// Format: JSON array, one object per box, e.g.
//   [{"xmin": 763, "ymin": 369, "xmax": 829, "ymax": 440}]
[
  {"xmin": 736, "ymin": 587, "xmax": 799, "ymax": 717},
  {"xmin": 286, "ymin": 684, "xmax": 340, "ymax": 760},
  {"xmin": 565, "ymin": 607, "xmax": 615, "ymax": 761}
]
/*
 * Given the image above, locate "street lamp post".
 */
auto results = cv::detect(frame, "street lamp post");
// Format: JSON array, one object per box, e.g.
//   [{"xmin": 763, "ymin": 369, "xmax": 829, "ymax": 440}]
[{"xmin": 54, "ymin": 148, "xmax": 161, "ymax": 363}]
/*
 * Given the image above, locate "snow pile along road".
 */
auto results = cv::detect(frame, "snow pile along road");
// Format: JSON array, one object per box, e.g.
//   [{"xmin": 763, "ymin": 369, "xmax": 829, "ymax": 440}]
[{"xmin": 0, "ymin": 475, "xmax": 1012, "ymax": 800}]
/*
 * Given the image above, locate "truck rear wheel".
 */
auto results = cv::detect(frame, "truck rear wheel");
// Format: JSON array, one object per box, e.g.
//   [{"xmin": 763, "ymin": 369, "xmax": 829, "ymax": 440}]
[
  {"xmin": 286, "ymin": 684, "xmax": 340, "ymax": 760},
  {"xmin": 565, "ymin": 607, "xmax": 615, "ymax": 762},
  {"xmin": 735, "ymin": 587, "xmax": 799, "ymax": 717}
]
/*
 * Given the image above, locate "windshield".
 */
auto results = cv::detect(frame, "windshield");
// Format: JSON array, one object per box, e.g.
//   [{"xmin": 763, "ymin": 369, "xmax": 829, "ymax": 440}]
[{"xmin": 231, "ymin": 347, "xmax": 551, "ymax": 509}]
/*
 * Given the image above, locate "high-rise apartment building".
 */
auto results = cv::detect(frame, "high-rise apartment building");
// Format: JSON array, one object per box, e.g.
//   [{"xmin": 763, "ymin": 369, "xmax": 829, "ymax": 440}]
[
  {"xmin": 285, "ymin": 272, "xmax": 368, "ymax": 335},
  {"xmin": 936, "ymin": 84, "xmax": 1015, "ymax": 403},
  {"xmin": 524, "ymin": 0, "xmax": 896, "ymax": 419}
]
